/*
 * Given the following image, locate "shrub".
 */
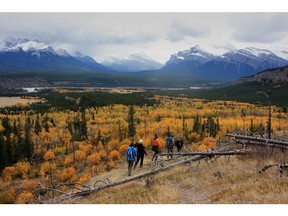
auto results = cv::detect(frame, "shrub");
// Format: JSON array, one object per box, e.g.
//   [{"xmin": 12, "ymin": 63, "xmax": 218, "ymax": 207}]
[
  {"xmin": 2, "ymin": 166, "xmax": 16, "ymax": 182},
  {"xmin": 0, "ymin": 188, "xmax": 16, "ymax": 204},
  {"xmin": 108, "ymin": 150, "xmax": 121, "ymax": 161},
  {"xmin": 16, "ymin": 192, "xmax": 34, "ymax": 204},
  {"xmin": 60, "ymin": 167, "xmax": 76, "ymax": 182},
  {"xmin": 15, "ymin": 162, "xmax": 31, "ymax": 179},
  {"xmin": 119, "ymin": 144, "xmax": 129, "ymax": 154}
]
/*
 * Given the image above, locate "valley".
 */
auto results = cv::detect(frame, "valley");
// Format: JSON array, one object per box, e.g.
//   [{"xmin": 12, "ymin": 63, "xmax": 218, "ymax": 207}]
[{"xmin": 0, "ymin": 88, "xmax": 288, "ymax": 204}]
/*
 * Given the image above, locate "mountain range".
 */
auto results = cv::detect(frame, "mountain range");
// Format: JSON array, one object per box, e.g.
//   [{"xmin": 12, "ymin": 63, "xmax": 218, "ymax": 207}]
[
  {"xmin": 101, "ymin": 53, "xmax": 163, "ymax": 72},
  {"xmin": 161, "ymin": 45, "xmax": 288, "ymax": 81},
  {"xmin": 0, "ymin": 37, "xmax": 111, "ymax": 73},
  {"xmin": 0, "ymin": 37, "xmax": 288, "ymax": 87}
]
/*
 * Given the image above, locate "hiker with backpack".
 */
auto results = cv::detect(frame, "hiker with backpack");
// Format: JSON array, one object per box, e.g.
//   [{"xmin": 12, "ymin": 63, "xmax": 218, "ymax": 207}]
[
  {"xmin": 166, "ymin": 133, "xmax": 174, "ymax": 159},
  {"xmin": 126, "ymin": 142, "xmax": 137, "ymax": 176},
  {"xmin": 175, "ymin": 136, "xmax": 184, "ymax": 152},
  {"xmin": 151, "ymin": 134, "xmax": 161, "ymax": 162},
  {"xmin": 133, "ymin": 139, "xmax": 148, "ymax": 169}
]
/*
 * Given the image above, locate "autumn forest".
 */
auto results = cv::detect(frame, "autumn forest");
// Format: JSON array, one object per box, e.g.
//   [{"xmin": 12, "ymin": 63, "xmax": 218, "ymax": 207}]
[{"xmin": 0, "ymin": 89, "xmax": 288, "ymax": 204}]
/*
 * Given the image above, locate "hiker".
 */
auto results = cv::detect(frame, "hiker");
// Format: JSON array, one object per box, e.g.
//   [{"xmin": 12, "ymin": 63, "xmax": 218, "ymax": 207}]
[
  {"xmin": 126, "ymin": 142, "xmax": 137, "ymax": 176},
  {"xmin": 151, "ymin": 134, "xmax": 161, "ymax": 162},
  {"xmin": 134, "ymin": 139, "xmax": 148, "ymax": 169},
  {"xmin": 175, "ymin": 136, "xmax": 184, "ymax": 152},
  {"xmin": 166, "ymin": 133, "xmax": 174, "ymax": 159}
]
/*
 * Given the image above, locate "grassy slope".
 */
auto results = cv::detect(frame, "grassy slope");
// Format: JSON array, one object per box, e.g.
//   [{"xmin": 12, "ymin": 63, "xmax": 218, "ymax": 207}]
[{"xmin": 81, "ymin": 146, "xmax": 288, "ymax": 204}]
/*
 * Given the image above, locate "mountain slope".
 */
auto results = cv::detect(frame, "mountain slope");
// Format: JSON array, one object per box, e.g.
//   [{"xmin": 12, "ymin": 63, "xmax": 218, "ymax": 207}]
[
  {"xmin": 162, "ymin": 46, "xmax": 288, "ymax": 81},
  {"xmin": 0, "ymin": 37, "xmax": 112, "ymax": 73},
  {"xmin": 237, "ymin": 65, "xmax": 288, "ymax": 85},
  {"xmin": 101, "ymin": 53, "xmax": 163, "ymax": 72}
]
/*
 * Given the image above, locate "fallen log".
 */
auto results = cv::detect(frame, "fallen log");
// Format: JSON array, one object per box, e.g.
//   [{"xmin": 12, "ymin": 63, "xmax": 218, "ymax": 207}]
[
  {"xmin": 226, "ymin": 133, "xmax": 288, "ymax": 147},
  {"xmin": 235, "ymin": 140, "xmax": 288, "ymax": 150},
  {"xmin": 259, "ymin": 163, "xmax": 288, "ymax": 177},
  {"xmin": 157, "ymin": 151, "xmax": 249, "ymax": 157}
]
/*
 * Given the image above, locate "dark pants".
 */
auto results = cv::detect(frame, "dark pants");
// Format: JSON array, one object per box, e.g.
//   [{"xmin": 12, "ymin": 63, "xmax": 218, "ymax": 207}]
[
  {"xmin": 152, "ymin": 146, "xmax": 160, "ymax": 161},
  {"xmin": 127, "ymin": 160, "xmax": 134, "ymax": 176},
  {"xmin": 134, "ymin": 154, "xmax": 145, "ymax": 169},
  {"xmin": 176, "ymin": 145, "xmax": 182, "ymax": 152},
  {"xmin": 167, "ymin": 145, "xmax": 173, "ymax": 159}
]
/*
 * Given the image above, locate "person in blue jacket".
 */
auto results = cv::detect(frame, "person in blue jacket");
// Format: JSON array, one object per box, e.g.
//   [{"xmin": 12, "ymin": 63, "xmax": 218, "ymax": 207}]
[
  {"xmin": 126, "ymin": 142, "xmax": 137, "ymax": 176},
  {"xmin": 165, "ymin": 133, "xmax": 174, "ymax": 159}
]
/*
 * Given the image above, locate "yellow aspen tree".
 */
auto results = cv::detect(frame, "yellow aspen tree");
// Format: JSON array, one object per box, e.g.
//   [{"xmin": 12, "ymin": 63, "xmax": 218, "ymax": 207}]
[
  {"xmin": 16, "ymin": 191, "xmax": 34, "ymax": 204},
  {"xmin": 87, "ymin": 152, "xmax": 100, "ymax": 177},
  {"xmin": 108, "ymin": 150, "xmax": 121, "ymax": 161},
  {"xmin": 2, "ymin": 166, "xmax": 16, "ymax": 182},
  {"xmin": 43, "ymin": 150, "xmax": 56, "ymax": 187},
  {"xmin": 60, "ymin": 167, "xmax": 76, "ymax": 183}
]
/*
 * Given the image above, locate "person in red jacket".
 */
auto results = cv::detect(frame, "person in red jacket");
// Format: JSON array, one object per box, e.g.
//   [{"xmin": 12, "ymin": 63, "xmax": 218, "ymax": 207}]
[{"xmin": 151, "ymin": 134, "xmax": 161, "ymax": 162}]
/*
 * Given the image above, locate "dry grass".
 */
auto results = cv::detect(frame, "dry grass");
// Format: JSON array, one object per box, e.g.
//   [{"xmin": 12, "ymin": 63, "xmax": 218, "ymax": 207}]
[
  {"xmin": 0, "ymin": 97, "xmax": 42, "ymax": 108},
  {"xmin": 80, "ymin": 149, "xmax": 288, "ymax": 204}
]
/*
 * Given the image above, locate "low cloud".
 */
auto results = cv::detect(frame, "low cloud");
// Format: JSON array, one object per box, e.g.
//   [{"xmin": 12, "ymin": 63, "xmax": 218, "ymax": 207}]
[{"xmin": 166, "ymin": 21, "xmax": 209, "ymax": 42}]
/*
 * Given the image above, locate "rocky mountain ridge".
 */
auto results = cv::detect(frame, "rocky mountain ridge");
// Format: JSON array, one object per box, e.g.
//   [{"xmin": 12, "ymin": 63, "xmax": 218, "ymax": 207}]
[{"xmin": 236, "ymin": 66, "xmax": 288, "ymax": 85}]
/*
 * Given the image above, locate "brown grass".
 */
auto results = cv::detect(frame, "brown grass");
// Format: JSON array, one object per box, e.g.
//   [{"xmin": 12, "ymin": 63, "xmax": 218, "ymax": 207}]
[
  {"xmin": 0, "ymin": 97, "xmax": 42, "ymax": 108},
  {"xmin": 81, "ymin": 149, "xmax": 288, "ymax": 204}
]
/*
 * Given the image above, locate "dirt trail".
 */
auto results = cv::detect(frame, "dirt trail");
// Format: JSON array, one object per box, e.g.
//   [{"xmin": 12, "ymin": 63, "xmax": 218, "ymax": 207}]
[
  {"xmin": 84, "ymin": 157, "xmax": 212, "ymax": 204},
  {"xmin": 177, "ymin": 184, "xmax": 211, "ymax": 204}
]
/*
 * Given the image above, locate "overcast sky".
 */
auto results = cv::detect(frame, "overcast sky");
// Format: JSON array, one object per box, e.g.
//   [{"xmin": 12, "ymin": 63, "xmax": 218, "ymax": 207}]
[{"xmin": 0, "ymin": 13, "xmax": 287, "ymax": 63}]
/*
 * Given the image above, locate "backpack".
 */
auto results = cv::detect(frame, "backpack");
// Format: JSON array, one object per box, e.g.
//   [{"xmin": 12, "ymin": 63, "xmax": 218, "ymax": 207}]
[
  {"xmin": 127, "ymin": 147, "xmax": 134, "ymax": 159},
  {"xmin": 152, "ymin": 138, "xmax": 159, "ymax": 146}
]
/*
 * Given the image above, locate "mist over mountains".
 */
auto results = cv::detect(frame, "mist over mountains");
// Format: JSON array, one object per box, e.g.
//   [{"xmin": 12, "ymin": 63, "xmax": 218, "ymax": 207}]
[{"xmin": 0, "ymin": 37, "xmax": 288, "ymax": 87}]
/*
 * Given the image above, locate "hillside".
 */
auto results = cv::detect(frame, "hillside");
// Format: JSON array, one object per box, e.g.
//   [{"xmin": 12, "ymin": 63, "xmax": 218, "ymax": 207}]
[
  {"xmin": 1, "ymin": 93, "xmax": 288, "ymax": 204},
  {"xmin": 83, "ymin": 150, "xmax": 288, "ymax": 204},
  {"xmin": 237, "ymin": 65, "xmax": 288, "ymax": 85},
  {"xmin": 149, "ymin": 82, "xmax": 288, "ymax": 108}
]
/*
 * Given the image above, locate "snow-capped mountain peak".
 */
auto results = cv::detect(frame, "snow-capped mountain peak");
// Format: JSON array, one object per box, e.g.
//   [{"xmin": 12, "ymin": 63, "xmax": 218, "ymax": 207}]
[
  {"xmin": 165, "ymin": 45, "xmax": 217, "ymax": 67},
  {"xmin": 101, "ymin": 52, "xmax": 163, "ymax": 72},
  {"xmin": 242, "ymin": 47, "xmax": 275, "ymax": 56},
  {"xmin": 0, "ymin": 37, "xmax": 55, "ymax": 55},
  {"xmin": 55, "ymin": 48, "xmax": 71, "ymax": 57},
  {"xmin": 227, "ymin": 47, "xmax": 276, "ymax": 58}
]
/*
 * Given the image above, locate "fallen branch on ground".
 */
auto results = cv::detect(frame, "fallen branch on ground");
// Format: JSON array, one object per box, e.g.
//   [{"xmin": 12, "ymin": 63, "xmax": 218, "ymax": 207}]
[{"xmin": 259, "ymin": 163, "xmax": 288, "ymax": 177}]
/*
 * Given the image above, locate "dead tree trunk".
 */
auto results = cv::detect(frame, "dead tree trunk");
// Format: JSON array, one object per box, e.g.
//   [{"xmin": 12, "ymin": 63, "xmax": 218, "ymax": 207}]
[
  {"xmin": 226, "ymin": 134, "xmax": 288, "ymax": 146},
  {"xmin": 226, "ymin": 133, "xmax": 288, "ymax": 150}
]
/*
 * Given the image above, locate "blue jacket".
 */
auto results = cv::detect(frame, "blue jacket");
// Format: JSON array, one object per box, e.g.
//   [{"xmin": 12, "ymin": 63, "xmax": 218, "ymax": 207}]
[{"xmin": 126, "ymin": 146, "xmax": 137, "ymax": 161}]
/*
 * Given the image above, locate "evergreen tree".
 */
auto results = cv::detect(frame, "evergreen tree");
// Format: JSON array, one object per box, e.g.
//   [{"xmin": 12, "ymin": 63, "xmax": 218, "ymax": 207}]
[
  {"xmin": 24, "ymin": 116, "xmax": 34, "ymax": 160},
  {"xmin": 192, "ymin": 114, "xmax": 201, "ymax": 134},
  {"xmin": 34, "ymin": 114, "xmax": 42, "ymax": 135},
  {"xmin": 96, "ymin": 129, "xmax": 102, "ymax": 146},
  {"xmin": 13, "ymin": 118, "xmax": 22, "ymax": 162},
  {"xmin": 43, "ymin": 114, "xmax": 50, "ymax": 132},
  {"xmin": 205, "ymin": 116, "xmax": 218, "ymax": 138},
  {"xmin": 80, "ymin": 110, "xmax": 88, "ymax": 141},
  {"xmin": 127, "ymin": 106, "xmax": 136, "ymax": 138},
  {"xmin": 1, "ymin": 116, "xmax": 13, "ymax": 166},
  {"xmin": 0, "ymin": 131, "xmax": 5, "ymax": 170}
]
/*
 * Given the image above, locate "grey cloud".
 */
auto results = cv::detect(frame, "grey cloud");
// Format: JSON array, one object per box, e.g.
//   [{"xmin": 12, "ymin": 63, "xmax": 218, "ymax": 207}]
[
  {"xmin": 230, "ymin": 13, "xmax": 288, "ymax": 43},
  {"xmin": 166, "ymin": 21, "xmax": 208, "ymax": 42}
]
